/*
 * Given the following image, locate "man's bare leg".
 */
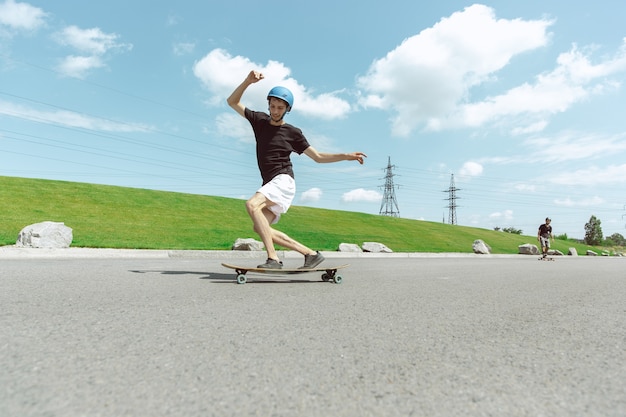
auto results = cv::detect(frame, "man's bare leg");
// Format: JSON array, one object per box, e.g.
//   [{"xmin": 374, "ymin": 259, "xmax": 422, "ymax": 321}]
[
  {"xmin": 246, "ymin": 193, "xmax": 316, "ymax": 260},
  {"xmin": 246, "ymin": 193, "xmax": 280, "ymax": 261}
]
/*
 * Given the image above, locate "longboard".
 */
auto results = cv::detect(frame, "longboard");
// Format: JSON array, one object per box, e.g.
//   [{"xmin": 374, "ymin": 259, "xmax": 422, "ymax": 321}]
[
  {"xmin": 538, "ymin": 256, "xmax": 555, "ymax": 261},
  {"xmin": 222, "ymin": 262, "xmax": 349, "ymax": 284}
]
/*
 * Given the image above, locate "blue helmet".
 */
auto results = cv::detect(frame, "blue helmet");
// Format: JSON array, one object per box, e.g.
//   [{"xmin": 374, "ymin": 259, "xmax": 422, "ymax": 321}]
[{"xmin": 267, "ymin": 86, "xmax": 294, "ymax": 111}]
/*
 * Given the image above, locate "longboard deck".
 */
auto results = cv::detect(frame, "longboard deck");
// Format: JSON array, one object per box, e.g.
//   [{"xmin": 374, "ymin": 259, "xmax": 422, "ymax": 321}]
[
  {"xmin": 222, "ymin": 262, "xmax": 349, "ymax": 275},
  {"xmin": 221, "ymin": 262, "xmax": 349, "ymax": 284}
]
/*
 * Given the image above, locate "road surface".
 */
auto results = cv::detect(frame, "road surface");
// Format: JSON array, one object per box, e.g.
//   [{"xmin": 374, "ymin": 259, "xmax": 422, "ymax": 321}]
[{"xmin": 1, "ymin": 253, "xmax": 625, "ymax": 416}]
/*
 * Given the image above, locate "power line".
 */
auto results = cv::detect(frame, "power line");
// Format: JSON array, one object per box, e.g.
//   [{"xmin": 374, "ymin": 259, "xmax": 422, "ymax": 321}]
[{"xmin": 0, "ymin": 55, "xmax": 206, "ymax": 118}]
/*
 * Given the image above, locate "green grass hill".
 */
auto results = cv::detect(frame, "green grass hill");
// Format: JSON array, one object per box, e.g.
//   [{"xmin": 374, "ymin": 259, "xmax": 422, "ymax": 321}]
[{"xmin": 0, "ymin": 176, "xmax": 602, "ymax": 254}]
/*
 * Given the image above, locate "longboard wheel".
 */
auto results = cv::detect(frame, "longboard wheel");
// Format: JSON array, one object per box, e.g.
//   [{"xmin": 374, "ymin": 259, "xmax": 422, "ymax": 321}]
[
  {"xmin": 321, "ymin": 273, "xmax": 330, "ymax": 282},
  {"xmin": 333, "ymin": 275, "xmax": 343, "ymax": 284},
  {"xmin": 236, "ymin": 274, "xmax": 247, "ymax": 284}
]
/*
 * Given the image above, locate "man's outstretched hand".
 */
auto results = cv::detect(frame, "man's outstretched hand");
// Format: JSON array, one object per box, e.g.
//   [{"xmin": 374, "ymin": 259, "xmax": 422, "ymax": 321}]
[{"xmin": 349, "ymin": 152, "xmax": 367, "ymax": 165}]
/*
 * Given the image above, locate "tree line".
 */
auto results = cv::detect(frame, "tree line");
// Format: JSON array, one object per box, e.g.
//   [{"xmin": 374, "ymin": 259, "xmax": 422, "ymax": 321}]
[{"xmin": 584, "ymin": 215, "xmax": 626, "ymax": 246}]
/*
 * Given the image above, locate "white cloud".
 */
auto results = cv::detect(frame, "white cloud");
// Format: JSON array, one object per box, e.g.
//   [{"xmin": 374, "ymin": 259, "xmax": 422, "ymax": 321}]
[
  {"xmin": 459, "ymin": 161, "xmax": 483, "ymax": 177},
  {"xmin": 489, "ymin": 210, "xmax": 514, "ymax": 222},
  {"xmin": 341, "ymin": 188, "xmax": 382, "ymax": 203},
  {"xmin": 0, "ymin": 0, "xmax": 47, "ymax": 32},
  {"xmin": 301, "ymin": 187, "xmax": 322, "ymax": 203},
  {"xmin": 0, "ymin": 99, "xmax": 151, "ymax": 132},
  {"xmin": 57, "ymin": 55, "xmax": 104, "ymax": 79},
  {"xmin": 525, "ymin": 132, "xmax": 626, "ymax": 163},
  {"xmin": 53, "ymin": 25, "xmax": 132, "ymax": 78},
  {"xmin": 514, "ymin": 183, "xmax": 536, "ymax": 192},
  {"xmin": 511, "ymin": 121, "xmax": 548, "ymax": 136},
  {"xmin": 215, "ymin": 112, "xmax": 253, "ymax": 143},
  {"xmin": 55, "ymin": 26, "xmax": 129, "ymax": 55},
  {"xmin": 482, "ymin": 131, "xmax": 626, "ymax": 169},
  {"xmin": 192, "ymin": 48, "xmax": 351, "ymax": 119},
  {"xmin": 357, "ymin": 4, "xmax": 553, "ymax": 136},
  {"xmin": 166, "ymin": 14, "xmax": 181, "ymax": 27},
  {"xmin": 554, "ymin": 196, "xmax": 605, "ymax": 207},
  {"xmin": 357, "ymin": 5, "xmax": 626, "ymax": 137},
  {"xmin": 173, "ymin": 42, "xmax": 195, "ymax": 56},
  {"xmin": 549, "ymin": 164, "xmax": 626, "ymax": 186},
  {"xmin": 458, "ymin": 43, "xmax": 626, "ymax": 129}
]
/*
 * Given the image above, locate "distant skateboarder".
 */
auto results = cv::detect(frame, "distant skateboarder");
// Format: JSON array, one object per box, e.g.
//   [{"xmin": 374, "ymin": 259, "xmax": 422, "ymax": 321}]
[{"xmin": 537, "ymin": 217, "xmax": 554, "ymax": 258}]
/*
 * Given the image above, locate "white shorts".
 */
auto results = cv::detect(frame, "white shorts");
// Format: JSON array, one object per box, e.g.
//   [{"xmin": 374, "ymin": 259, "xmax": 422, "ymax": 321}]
[{"xmin": 257, "ymin": 174, "xmax": 296, "ymax": 224}]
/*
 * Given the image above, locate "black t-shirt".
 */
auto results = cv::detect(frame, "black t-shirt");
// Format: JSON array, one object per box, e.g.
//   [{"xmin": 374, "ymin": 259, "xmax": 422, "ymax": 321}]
[
  {"xmin": 538, "ymin": 223, "xmax": 552, "ymax": 238},
  {"xmin": 245, "ymin": 108, "xmax": 310, "ymax": 185}
]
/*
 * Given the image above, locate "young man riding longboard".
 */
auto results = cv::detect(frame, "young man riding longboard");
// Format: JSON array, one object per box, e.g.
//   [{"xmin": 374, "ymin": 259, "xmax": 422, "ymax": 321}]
[{"xmin": 227, "ymin": 70, "xmax": 366, "ymax": 269}]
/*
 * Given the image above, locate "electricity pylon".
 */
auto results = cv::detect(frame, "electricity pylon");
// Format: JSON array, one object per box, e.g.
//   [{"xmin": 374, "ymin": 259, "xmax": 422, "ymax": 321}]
[
  {"xmin": 379, "ymin": 156, "xmax": 400, "ymax": 217},
  {"xmin": 444, "ymin": 174, "xmax": 460, "ymax": 225}
]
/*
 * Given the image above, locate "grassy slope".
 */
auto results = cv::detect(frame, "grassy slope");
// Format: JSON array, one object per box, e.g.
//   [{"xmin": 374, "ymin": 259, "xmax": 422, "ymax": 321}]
[{"xmin": 0, "ymin": 176, "xmax": 603, "ymax": 254}]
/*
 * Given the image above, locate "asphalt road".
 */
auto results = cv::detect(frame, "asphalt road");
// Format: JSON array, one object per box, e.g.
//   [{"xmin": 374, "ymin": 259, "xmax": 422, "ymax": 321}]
[{"xmin": 1, "ymin": 253, "xmax": 625, "ymax": 416}]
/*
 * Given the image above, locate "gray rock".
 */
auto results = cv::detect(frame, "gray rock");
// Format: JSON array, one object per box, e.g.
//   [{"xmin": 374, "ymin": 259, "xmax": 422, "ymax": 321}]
[
  {"xmin": 362, "ymin": 242, "xmax": 393, "ymax": 253},
  {"xmin": 568, "ymin": 247, "xmax": 578, "ymax": 256},
  {"xmin": 586, "ymin": 250, "xmax": 598, "ymax": 256},
  {"xmin": 232, "ymin": 238, "xmax": 264, "ymax": 251},
  {"xmin": 472, "ymin": 239, "xmax": 491, "ymax": 254},
  {"xmin": 338, "ymin": 243, "xmax": 362, "ymax": 253},
  {"xmin": 16, "ymin": 221, "xmax": 73, "ymax": 248},
  {"xmin": 518, "ymin": 243, "xmax": 539, "ymax": 255}
]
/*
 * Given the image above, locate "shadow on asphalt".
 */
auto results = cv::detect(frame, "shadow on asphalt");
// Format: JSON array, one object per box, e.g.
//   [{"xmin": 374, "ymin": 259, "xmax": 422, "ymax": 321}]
[{"xmin": 129, "ymin": 269, "xmax": 324, "ymax": 284}]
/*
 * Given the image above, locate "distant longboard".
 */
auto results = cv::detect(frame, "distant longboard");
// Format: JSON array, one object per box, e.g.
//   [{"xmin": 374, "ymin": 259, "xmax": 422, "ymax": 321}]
[
  {"xmin": 221, "ymin": 262, "xmax": 349, "ymax": 284},
  {"xmin": 538, "ymin": 256, "xmax": 555, "ymax": 261}
]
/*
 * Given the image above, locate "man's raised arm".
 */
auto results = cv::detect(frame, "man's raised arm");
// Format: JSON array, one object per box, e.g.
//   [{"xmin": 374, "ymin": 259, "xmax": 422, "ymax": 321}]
[{"xmin": 227, "ymin": 70, "xmax": 264, "ymax": 117}]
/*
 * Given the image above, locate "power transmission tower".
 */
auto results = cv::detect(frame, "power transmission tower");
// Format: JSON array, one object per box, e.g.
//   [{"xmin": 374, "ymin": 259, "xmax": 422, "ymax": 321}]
[
  {"xmin": 379, "ymin": 156, "xmax": 400, "ymax": 217},
  {"xmin": 443, "ymin": 174, "xmax": 461, "ymax": 225}
]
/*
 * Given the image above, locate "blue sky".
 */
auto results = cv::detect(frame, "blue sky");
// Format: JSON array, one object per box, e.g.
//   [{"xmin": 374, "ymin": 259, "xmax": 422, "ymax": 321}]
[{"xmin": 1, "ymin": 0, "xmax": 626, "ymax": 240}]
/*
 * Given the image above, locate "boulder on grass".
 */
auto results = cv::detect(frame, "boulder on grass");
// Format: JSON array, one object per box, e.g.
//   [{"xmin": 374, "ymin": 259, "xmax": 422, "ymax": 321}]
[
  {"xmin": 232, "ymin": 238, "xmax": 264, "ymax": 251},
  {"xmin": 338, "ymin": 243, "xmax": 362, "ymax": 253},
  {"xmin": 362, "ymin": 242, "xmax": 393, "ymax": 253},
  {"xmin": 472, "ymin": 239, "xmax": 491, "ymax": 254},
  {"xmin": 16, "ymin": 221, "xmax": 73, "ymax": 248},
  {"xmin": 518, "ymin": 244, "xmax": 539, "ymax": 255}
]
